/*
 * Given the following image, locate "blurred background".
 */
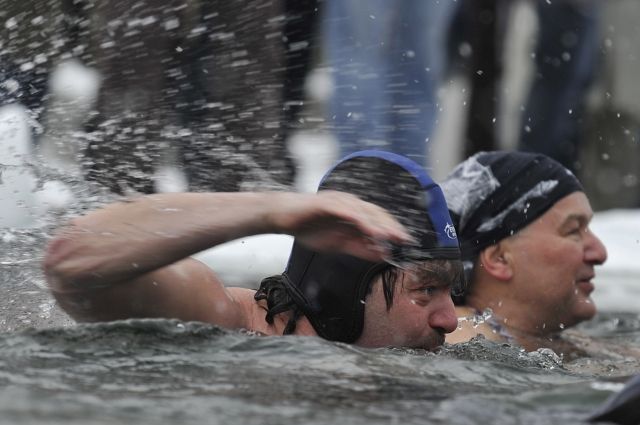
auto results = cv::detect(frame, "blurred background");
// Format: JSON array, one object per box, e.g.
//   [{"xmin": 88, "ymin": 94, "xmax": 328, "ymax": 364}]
[{"xmin": 1, "ymin": 0, "xmax": 640, "ymax": 207}]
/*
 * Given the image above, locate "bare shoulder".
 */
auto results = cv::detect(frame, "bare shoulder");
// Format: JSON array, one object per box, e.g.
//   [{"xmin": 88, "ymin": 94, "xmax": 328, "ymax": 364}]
[
  {"xmin": 227, "ymin": 287, "xmax": 284, "ymax": 336},
  {"xmin": 53, "ymin": 257, "xmax": 249, "ymax": 329}
]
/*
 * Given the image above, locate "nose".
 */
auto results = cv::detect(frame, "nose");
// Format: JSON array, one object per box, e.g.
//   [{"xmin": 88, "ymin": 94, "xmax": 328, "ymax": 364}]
[
  {"xmin": 429, "ymin": 294, "xmax": 458, "ymax": 334},
  {"xmin": 585, "ymin": 228, "xmax": 607, "ymax": 266}
]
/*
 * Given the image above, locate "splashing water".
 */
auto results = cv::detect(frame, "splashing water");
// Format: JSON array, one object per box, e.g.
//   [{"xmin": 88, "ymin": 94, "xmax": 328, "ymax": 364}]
[{"xmin": 457, "ymin": 308, "xmax": 494, "ymax": 329}]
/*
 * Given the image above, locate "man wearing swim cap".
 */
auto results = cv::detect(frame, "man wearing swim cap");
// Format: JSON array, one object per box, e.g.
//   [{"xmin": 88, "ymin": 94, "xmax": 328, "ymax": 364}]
[
  {"xmin": 44, "ymin": 151, "xmax": 464, "ymax": 351},
  {"xmin": 441, "ymin": 151, "xmax": 608, "ymax": 356}
]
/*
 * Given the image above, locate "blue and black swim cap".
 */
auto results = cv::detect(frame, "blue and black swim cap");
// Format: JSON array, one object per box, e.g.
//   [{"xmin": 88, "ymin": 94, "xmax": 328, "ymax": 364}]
[{"xmin": 280, "ymin": 151, "xmax": 461, "ymax": 343}]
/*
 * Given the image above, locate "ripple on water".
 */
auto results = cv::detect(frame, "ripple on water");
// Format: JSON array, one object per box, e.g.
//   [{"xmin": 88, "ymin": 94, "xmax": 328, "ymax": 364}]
[{"xmin": 0, "ymin": 318, "xmax": 632, "ymax": 424}]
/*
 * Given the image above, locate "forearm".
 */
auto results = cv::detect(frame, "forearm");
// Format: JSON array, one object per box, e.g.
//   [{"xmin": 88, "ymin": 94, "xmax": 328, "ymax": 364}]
[
  {"xmin": 44, "ymin": 189, "xmax": 412, "ymax": 294},
  {"xmin": 44, "ymin": 192, "xmax": 285, "ymax": 289}
]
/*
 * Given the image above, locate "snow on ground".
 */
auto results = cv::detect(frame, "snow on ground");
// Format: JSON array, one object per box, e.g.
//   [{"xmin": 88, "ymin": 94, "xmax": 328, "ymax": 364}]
[{"xmin": 591, "ymin": 210, "xmax": 640, "ymax": 312}]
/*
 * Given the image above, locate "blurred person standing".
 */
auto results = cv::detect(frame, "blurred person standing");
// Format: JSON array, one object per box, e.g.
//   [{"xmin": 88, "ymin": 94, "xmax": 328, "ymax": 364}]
[
  {"xmin": 519, "ymin": 0, "xmax": 602, "ymax": 173},
  {"xmin": 81, "ymin": 0, "xmax": 295, "ymax": 194},
  {"xmin": 1, "ymin": 1, "xmax": 302, "ymax": 194},
  {"xmin": 448, "ymin": 0, "xmax": 602, "ymax": 173},
  {"xmin": 321, "ymin": 0, "xmax": 459, "ymax": 166}
]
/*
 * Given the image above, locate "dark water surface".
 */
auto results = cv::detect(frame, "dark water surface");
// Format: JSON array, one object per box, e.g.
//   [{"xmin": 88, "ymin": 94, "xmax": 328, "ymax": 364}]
[{"xmin": 1, "ymin": 316, "xmax": 638, "ymax": 425}]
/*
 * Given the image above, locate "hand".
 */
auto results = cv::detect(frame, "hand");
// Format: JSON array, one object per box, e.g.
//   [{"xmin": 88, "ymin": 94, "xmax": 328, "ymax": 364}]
[{"xmin": 268, "ymin": 191, "xmax": 414, "ymax": 262}]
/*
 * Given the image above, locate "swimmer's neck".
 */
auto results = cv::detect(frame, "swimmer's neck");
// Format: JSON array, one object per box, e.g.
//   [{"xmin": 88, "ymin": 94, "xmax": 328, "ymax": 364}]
[
  {"xmin": 477, "ymin": 310, "xmax": 583, "ymax": 356},
  {"xmin": 452, "ymin": 306, "xmax": 564, "ymax": 348},
  {"xmin": 453, "ymin": 306, "xmax": 587, "ymax": 358},
  {"xmin": 465, "ymin": 293, "xmax": 572, "ymax": 339}
]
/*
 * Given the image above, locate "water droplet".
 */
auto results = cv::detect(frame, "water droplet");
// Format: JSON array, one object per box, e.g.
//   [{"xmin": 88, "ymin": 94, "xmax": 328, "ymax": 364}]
[
  {"xmin": 5, "ymin": 17, "xmax": 18, "ymax": 29},
  {"xmin": 20, "ymin": 62, "xmax": 35, "ymax": 72}
]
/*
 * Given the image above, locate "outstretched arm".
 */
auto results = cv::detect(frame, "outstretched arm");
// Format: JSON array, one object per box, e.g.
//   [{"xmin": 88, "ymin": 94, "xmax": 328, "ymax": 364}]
[{"xmin": 44, "ymin": 191, "xmax": 411, "ymax": 325}]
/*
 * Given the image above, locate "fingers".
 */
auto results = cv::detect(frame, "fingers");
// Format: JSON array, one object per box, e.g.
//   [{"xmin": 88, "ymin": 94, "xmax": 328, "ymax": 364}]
[
  {"xmin": 322, "ymin": 191, "xmax": 413, "ymax": 243},
  {"xmin": 310, "ymin": 191, "xmax": 415, "ymax": 261}
]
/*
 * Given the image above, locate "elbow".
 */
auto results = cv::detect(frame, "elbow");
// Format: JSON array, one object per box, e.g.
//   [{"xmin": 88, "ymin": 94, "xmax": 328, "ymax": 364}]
[
  {"xmin": 43, "ymin": 232, "xmax": 105, "ymax": 323},
  {"xmin": 43, "ymin": 234, "xmax": 76, "ymax": 293},
  {"xmin": 43, "ymin": 227, "xmax": 94, "ymax": 294}
]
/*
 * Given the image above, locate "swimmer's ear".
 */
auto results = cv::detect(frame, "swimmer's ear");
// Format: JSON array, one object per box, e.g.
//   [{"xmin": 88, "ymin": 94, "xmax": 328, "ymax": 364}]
[{"xmin": 477, "ymin": 243, "xmax": 513, "ymax": 282}]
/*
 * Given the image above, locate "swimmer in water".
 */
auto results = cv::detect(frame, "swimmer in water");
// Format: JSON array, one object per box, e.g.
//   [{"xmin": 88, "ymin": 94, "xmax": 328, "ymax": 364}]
[
  {"xmin": 44, "ymin": 151, "xmax": 464, "ymax": 351},
  {"xmin": 441, "ymin": 151, "xmax": 611, "ymax": 358}
]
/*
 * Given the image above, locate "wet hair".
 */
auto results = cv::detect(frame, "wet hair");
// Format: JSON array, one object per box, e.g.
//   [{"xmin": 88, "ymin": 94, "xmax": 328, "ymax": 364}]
[
  {"xmin": 255, "ymin": 258, "xmax": 465, "ymax": 335},
  {"xmin": 255, "ymin": 150, "xmax": 462, "ymax": 343},
  {"xmin": 440, "ymin": 151, "xmax": 583, "ymax": 304},
  {"xmin": 254, "ymin": 276, "xmax": 303, "ymax": 335}
]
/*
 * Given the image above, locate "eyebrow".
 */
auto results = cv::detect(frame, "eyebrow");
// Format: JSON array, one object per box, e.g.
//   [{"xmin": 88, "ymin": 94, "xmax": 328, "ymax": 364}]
[
  {"xmin": 560, "ymin": 213, "xmax": 592, "ymax": 228},
  {"xmin": 412, "ymin": 269, "xmax": 452, "ymax": 288}
]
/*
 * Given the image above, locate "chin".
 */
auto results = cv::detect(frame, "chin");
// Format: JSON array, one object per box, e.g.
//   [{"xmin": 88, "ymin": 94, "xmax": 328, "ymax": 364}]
[
  {"xmin": 570, "ymin": 304, "xmax": 597, "ymax": 326},
  {"xmin": 580, "ymin": 308, "xmax": 597, "ymax": 322},
  {"xmin": 572, "ymin": 293, "xmax": 597, "ymax": 313},
  {"xmin": 581, "ymin": 298, "xmax": 597, "ymax": 318}
]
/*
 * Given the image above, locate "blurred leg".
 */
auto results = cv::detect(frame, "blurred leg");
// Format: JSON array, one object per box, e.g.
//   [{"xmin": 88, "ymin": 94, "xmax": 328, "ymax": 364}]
[
  {"xmin": 387, "ymin": 0, "xmax": 457, "ymax": 164},
  {"xmin": 322, "ymin": 0, "xmax": 390, "ymax": 156},
  {"xmin": 322, "ymin": 0, "xmax": 456, "ymax": 165},
  {"xmin": 520, "ymin": 0, "xmax": 601, "ymax": 172},
  {"xmin": 82, "ymin": 0, "xmax": 190, "ymax": 193},
  {"xmin": 185, "ymin": 0, "xmax": 290, "ymax": 192}
]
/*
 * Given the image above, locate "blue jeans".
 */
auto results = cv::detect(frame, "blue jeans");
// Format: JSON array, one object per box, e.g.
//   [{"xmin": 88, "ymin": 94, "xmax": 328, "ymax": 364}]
[
  {"xmin": 520, "ymin": 1, "xmax": 601, "ymax": 171},
  {"xmin": 322, "ymin": 0, "xmax": 458, "ymax": 166}
]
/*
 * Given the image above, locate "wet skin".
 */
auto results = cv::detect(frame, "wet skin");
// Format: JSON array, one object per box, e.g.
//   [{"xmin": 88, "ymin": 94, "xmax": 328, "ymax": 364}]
[
  {"xmin": 356, "ymin": 264, "xmax": 458, "ymax": 350},
  {"xmin": 503, "ymin": 191, "xmax": 607, "ymax": 332},
  {"xmin": 447, "ymin": 191, "xmax": 608, "ymax": 349}
]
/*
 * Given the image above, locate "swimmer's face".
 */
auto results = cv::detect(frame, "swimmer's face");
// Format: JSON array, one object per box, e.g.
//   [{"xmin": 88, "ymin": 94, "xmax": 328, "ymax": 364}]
[
  {"xmin": 504, "ymin": 192, "xmax": 607, "ymax": 331},
  {"xmin": 355, "ymin": 263, "xmax": 458, "ymax": 350}
]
